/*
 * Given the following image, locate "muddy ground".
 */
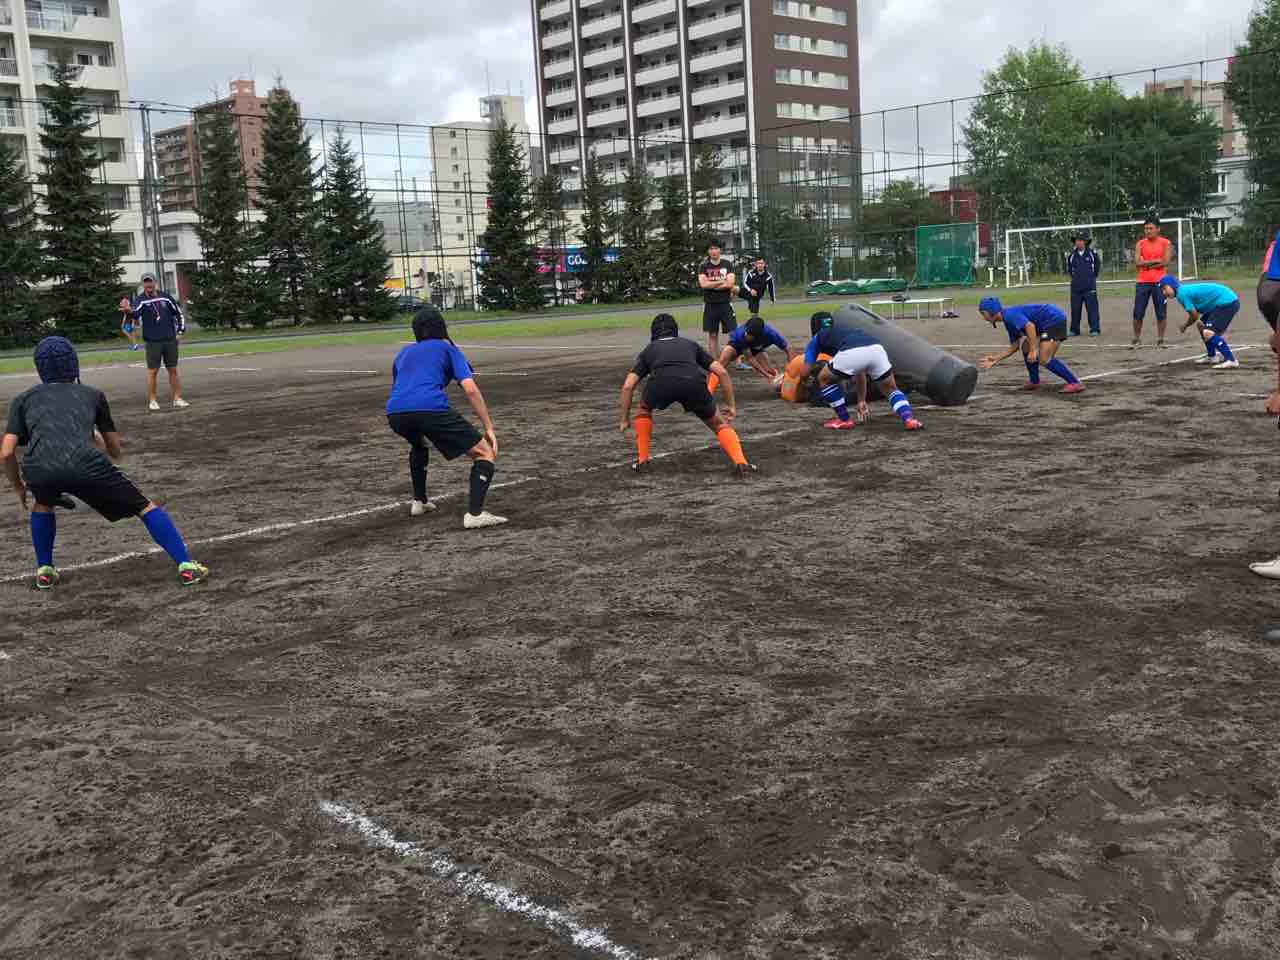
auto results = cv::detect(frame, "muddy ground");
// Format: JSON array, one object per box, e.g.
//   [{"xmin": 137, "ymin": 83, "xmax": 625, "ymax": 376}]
[{"xmin": 2, "ymin": 310, "xmax": 1279, "ymax": 959}]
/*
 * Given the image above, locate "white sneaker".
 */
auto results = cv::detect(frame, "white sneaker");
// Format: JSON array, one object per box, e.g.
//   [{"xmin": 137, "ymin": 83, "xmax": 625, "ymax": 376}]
[
  {"xmin": 463, "ymin": 511, "xmax": 508, "ymax": 529},
  {"xmin": 172, "ymin": 397, "xmax": 190, "ymax": 409},
  {"xmin": 1212, "ymin": 359, "xmax": 1240, "ymax": 370},
  {"xmin": 1195, "ymin": 355, "xmax": 1215, "ymax": 365},
  {"xmin": 410, "ymin": 500, "xmax": 437, "ymax": 517},
  {"xmin": 148, "ymin": 399, "xmax": 160, "ymax": 411},
  {"xmin": 1249, "ymin": 556, "xmax": 1280, "ymax": 579}
]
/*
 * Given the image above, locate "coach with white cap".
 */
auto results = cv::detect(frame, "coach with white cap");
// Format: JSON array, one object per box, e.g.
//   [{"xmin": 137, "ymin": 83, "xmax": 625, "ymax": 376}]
[{"xmin": 118, "ymin": 272, "xmax": 189, "ymax": 411}]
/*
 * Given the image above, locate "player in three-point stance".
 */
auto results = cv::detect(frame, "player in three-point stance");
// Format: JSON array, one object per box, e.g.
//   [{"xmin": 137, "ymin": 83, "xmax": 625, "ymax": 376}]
[
  {"xmin": 977, "ymin": 297, "xmax": 1085, "ymax": 394},
  {"xmin": 1158, "ymin": 274, "xmax": 1241, "ymax": 371},
  {"xmin": 708, "ymin": 315, "xmax": 794, "ymax": 395},
  {"xmin": 1, "ymin": 337, "xmax": 208, "ymax": 589},
  {"xmin": 790, "ymin": 310, "xmax": 924, "ymax": 431},
  {"xmin": 619, "ymin": 314, "xmax": 756, "ymax": 478},
  {"xmin": 386, "ymin": 306, "xmax": 507, "ymax": 529}
]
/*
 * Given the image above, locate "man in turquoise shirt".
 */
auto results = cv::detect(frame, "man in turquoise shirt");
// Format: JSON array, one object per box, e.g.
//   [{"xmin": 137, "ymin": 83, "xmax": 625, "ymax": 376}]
[{"xmin": 1159, "ymin": 274, "xmax": 1241, "ymax": 370}]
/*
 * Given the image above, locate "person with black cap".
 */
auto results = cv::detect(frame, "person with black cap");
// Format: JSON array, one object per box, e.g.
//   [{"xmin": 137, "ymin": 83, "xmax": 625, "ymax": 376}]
[
  {"xmin": 118, "ymin": 272, "xmax": 188, "ymax": 411},
  {"xmin": 1, "ymin": 337, "xmax": 208, "ymax": 589},
  {"xmin": 386, "ymin": 306, "xmax": 506, "ymax": 528},
  {"xmin": 1064, "ymin": 232, "xmax": 1102, "ymax": 337},
  {"xmin": 618, "ymin": 313, "xmax": 756, "ymax": 477}
]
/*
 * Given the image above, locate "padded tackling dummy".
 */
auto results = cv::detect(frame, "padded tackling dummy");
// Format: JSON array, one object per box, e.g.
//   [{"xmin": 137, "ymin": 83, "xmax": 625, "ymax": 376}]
[{"xmin": 834, "ymin": 303, "xmax": 978, "ymax": 406}]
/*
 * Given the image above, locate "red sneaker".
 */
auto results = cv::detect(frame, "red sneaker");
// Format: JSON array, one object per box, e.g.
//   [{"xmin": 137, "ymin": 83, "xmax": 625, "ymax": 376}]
[
  {"xmin": 823, "ymin": 418, "xmax": 855, "ymax": 430},
  {"xmin": 903, "ymin": 418, "xmax": 924, "ymax": 431},
  {"xmin": 1061, "ymin": 382, "xmax": 1086, "ymax": 395},
  {"xmin": 1022, "ymin": 381, "xmax": 1041, "ymax": 391}
]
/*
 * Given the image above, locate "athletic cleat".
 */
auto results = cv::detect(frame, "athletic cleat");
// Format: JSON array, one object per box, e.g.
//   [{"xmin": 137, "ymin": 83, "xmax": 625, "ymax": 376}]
[
  {"xmin": 410, "ymin": 500, "xmax": 437, "ymax": 517},
  {"xmin": 1022, "ymin": 381, "xmax": 1041, "ymax": 391},
  {"xmin": 172, "ymin": 397, "xmax": 190, "ymax": 409},
  {"xmin": 1195, "ymin": 355, "xmax": 1215, "ymax": 365},
  {"xmin": 464, "ymin": 511, "xmax": 508, "ymax": 529},
  {"xmin": 1212, "ymin": 359, "xmax": 1240, "ymax": 370},
  {"xmin": 734, "ymin": 462, "xmax": 758, "ymax": 479},
  {"xmin": 148, "ymin": 399, "xmax": 160, "ymax": 411},
  {"xmin": 1156, "ymin": 338, "xmax": 1168, "ymax": 349},
  {"xmin": 35, "ymin": 565, "xmax": 59, "ymax": 590},
  {"xmin": 631, "ymin": 459, "xmax": 651, "ymax": 473},
  {"xmin": 1067, "ymin": 330, "xmax": 1079, "ymax": 338},
  {"xmin": 1129, "ymin": 339, "xmax": 1141, "ymax": 350},
  {"xmin": 179, "ymin": 561, "xmax": 209, "ymax": 586},
  {"xmin": 1089, "ymin": 330, "xmax": 1100, "ymax": 337},
  {"xmin": 1249, "ymin": 556, "xmax": 1280, "ymax": 579},
  {"xmin": 1061, "ymin": 382, "xmax": 1086, "ymax": 395},
  {"xmin": 130, "ymin": 343, "xmax": 140, "ymax": 351},
  {"xmin": 904, "ymin": 418, "xmax": 924, "ymax": 430},
  {"xmin": 822, "ymin": 418, "xmax": 855, "ymax": 430}
]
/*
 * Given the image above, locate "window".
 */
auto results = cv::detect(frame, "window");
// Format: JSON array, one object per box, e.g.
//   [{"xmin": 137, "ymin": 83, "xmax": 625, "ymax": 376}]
[
  {"xmin": 1214, "ymin": 171, "xmax": 1229, "ymax": 194},
  {"xmin": 77, "ymin": 54, "xmax": 92, "ymax": 66},
  {"xmin": 456, "ymin": 233, "xmax": 465, "ymax": 241},
  {"xmin": 162, "ymin": 235, "xmax": 180, "ymax": 254},
  {"xmin": 455, "ymin": 216, "xmax": 464, "ymax": 224},
  {"xmin": 450, "ymin": 147, "xmax": 458, "ymax": 158},
  {"xmin": 451, "ymin": 164, "xmax": 459, "ymax": 173},
  {"xmin": 450, "ymin": 130, "xmax": 457, "ymax": 139}
]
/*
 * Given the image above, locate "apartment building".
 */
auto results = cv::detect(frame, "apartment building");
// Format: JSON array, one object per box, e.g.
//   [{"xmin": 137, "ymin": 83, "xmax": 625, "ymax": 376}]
[
  {"xmin": 0, "ymin": 0, "xmax": 144, "ymax": 276},
  {"xmin": 529, "ymin": 0, "xmax": 860, "ymax": 251}
]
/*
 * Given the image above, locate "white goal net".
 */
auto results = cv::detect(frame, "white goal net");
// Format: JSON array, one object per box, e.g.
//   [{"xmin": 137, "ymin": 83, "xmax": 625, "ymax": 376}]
[{"xmin": 1004, "ymin": 218, "xmax": 1199, "ymax": 288}]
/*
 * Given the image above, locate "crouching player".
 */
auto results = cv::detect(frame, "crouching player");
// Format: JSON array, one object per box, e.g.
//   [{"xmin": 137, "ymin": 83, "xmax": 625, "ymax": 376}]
[
  {"xmin": 1158, "ymin": 274, "xmax": 1241, "ymax": 371},
  {"xmin": 619, "ymin": 314, "xmax": 756, "ymax": 477},
  {"xmin": 977, "ymin": 297, "xmax": 1085, "ymax": 393},
  {"xmin": 386, "ymin": 306, "xmax": 506, "ymax": 529},
  {"xmin": 1, "ymin": 337, "xmax": 208, "ymax": 589},
  {"xmin": 792, "ymin": 311, "xmax": 923, "ymax": 431},
  {"xmin": 709, "ymin": 316, "xmax": 793, "ymax": 393}
]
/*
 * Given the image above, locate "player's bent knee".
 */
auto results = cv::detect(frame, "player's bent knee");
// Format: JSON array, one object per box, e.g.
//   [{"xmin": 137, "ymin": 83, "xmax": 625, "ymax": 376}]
[
  {"xmin": 469, "ymin": 440, "xmax": 495, "ymax": 461},
  {"xmin": 138, "ymin": 502, "xmax": 158, "ymax": 516}
]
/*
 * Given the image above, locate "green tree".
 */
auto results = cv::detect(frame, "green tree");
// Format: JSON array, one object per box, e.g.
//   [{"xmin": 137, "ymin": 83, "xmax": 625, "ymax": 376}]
[
  {"xmin": 860, "ymin": 179, "xmax": 947, "ymax": 276},
  {"xmin": 690, "ymin": 143, "xmax": 724, "ymax": 251},
  {"xmin": 577, "ymin": 150, "xmax": 616, "ymax": 302},
  {"xmin": 192, "ymin": 107, "xmax": 259, "ymax": 329},
  {"xmin": 655, "ymin": 173, "xmax": 693, "ymax": 296},
  {"xmin": 314, "ymin": 128, "xmax": 392, "ymax": 323},
  {"xmin": 38, "ymin": 60, "xmax": 124, "ymax": 340},
  {"xmin": 477, "ymin": 121, "xmax": 541, "ymax": 311},
  {"xmin": 747, "ymin": 203, "xmax": 828, "ymax": 284},
  {"xmin": 0, "ymin": 140, "xmax": 43, "ymax": 347},
  {"xmin": 531, "ymin": 171, "xmax": 569, "ymax": 304},
  {"xmin": 1226, "ymin": 1, "xmax": 1280, "ymax": 233},
  {"xmin": 615, "ymin": 157, "xmax": 656, "ymax": 300},
  {"xmin": 256, "ymin": 79, "xmax": 317, "ymax": 324}
]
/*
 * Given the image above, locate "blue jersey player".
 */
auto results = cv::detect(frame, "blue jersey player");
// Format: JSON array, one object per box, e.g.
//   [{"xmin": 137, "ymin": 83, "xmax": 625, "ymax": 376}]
[
  {"xmin": 711, "ymin": 316, "xmax": 793, "ymax": 391},
  {"xmin": 791, "ymin": 311, "xmax": 923, "ymax": 431},
  {"xmin": 1158, "ymin": 275, "xmax": 1241, "ymax": 371},
  {"xmin": 977, "ymin": 297, "xmax": 1085, "ymax": 394}
]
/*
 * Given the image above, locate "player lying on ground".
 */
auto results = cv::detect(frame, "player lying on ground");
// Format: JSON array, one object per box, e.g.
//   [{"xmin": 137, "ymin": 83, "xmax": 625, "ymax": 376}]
[
  {"xmin": 0, "ymin": 337, "xmax": 208, "ymax": 589},
  {"xmin": 708, "ymin": 316, "xmax": 793, "ymax": 394},
  {"xmin": 976, "ymin": 297, "xmax": 1085, "ymax": 394},
  {"xmin": 386, "ymin": 306, "xmax": 506, "ymax": 529},
  {"xmin": 790, "ymin": 311, "xmax": 923, "ymax": 431},
  {"xmin": 618, "ymin": 314, "xmax": 756, "ymax": 478},
  {"xmin": 1260, "ymin": 229, "xmax": 1280, "ymax": 414},
  {"xmin": 1158, "ymin": 274, "xmax": 1241, "ymax": 370}
]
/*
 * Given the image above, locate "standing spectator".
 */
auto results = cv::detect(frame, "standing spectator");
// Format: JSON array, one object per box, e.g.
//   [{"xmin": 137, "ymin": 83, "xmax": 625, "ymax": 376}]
[
  {"xmin": 698, "ymin": 239, "xmax": 736, "ymax": 356},
  {"xmin": 739, "ymin": 256, "xmax": 776, "ymax": 316},
  {"xmin": 1132, "ymin": 218, "xmax": 1172, "ymax": 349},
  {"xmin": 1064, "ymin": 232, "xmax": 1101, "ymax": 337},
  {"xmin": 118, "ymin": 272, "xmax": 189, "ymax": 411}
]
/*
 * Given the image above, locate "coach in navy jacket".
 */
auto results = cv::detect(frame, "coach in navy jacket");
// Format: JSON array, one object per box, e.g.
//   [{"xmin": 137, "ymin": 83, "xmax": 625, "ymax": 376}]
[
  {"xmin": 1064, "ymin": 232, "xmax": 1102, "ymax": 336},
  {"xmin": 118, "ymin": 272, "xmax": 189, "ymax": 411}
]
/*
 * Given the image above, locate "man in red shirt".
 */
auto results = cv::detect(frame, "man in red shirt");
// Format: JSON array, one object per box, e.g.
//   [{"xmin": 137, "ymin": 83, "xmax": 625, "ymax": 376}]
[{"xmin": 1132, "ymin": 218, "xmax": 1173, "ymax": 349}]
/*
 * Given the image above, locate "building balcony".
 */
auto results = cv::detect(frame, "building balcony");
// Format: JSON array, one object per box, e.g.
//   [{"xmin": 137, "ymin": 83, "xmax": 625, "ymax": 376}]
[
  {"xmin": 688, "ymin": 11, "xmax": 743, "ymax": 41},
  {"xmin": 688, "ymin": 46, "xmax": 744, "ymax": 74},
  {"xmin": 580, "ymin": 12, "xmax": 622, "ymax": 38},
  {"xmin": 582, "ymin": 45, "xmax": 624, "ymax": 69},
  {"xmin": 545, "ymin": 86, "xmax": 577, "ymax": 108},
  {"xmin": 634, "ymin": 62, "xmax": 679, "ymax": 87},
  {"xmin": 0, "ymin": 59, "xmax": 17, "ymax": 78},
  {"xmin": 631, "ymin": 0, "xmax": 676, "ymax": 24},
  {"xmin": 633, "ymin": 29, "xmax": 678, "ymax": 55},
  {"xmin": 562, "ymin": 176, "xmax": 582, "ymax": 191},
  {"xmin": 549, "ymin": 145, "xmax": 581, "ymax": 165},
  {"xmin": 590, "ymin": 136, "xmax": 632, "ymax": 158},
  {"xmin": 648, "ymin": 159, "xmax": 685, "ymax": 178},
  {"xmin": 584, "ymin": 74, "xmax": 626, "ymax": 98},
  {"xmin": 547, "ymin": 115, "xmax": 579, "ymax": 135},
  {"xmin": 686, "ymin": 0, "xmax": 716, "ymax": 5},
  {"xmin": 541, "ymin": 27, "xmax": 573, "ymax": 50},
  {"xmin": 637, "ymin": 94, "xmax": 682, "ymax": 118},
  {"xmin": 0, "ymin": 107, "xmax": 22, "ymax": 129},
  {"xmin": 692, "ymin": 114, "xmax": 747, "ymax": 139},
  {"xmin": 26, "ymin": 10, "xmax": 78, "ymax": 32},
  {"xmin": 691, "ymin": 80, "xmax": 746, "ymax": 107},
  {"xmin": 637, "ymin": 127, "xmax": 683, "ymax": 145},
  {"xmin": 543, "ymin": 57, "xmax": 575, "ymax": 79},
  {"xmin": 538, "ymin": 0, "xmax": 570, "ymax": 19},
  {"xmin": 586, "ymin": 106, "xmax": 628, "ymax": 129}
]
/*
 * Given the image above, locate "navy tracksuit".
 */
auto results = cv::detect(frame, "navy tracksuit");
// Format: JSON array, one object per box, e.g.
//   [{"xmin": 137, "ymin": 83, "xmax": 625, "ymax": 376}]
[{"xmin": 1064, "ymin": 246, "xmax": 1101, "ymax": 335}]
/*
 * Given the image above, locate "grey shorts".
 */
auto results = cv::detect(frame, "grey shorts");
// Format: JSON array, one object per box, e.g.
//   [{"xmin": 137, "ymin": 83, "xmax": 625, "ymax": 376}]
[{"xmin": 145, "ymin": 338, "xmax": 178, "ymax": 370}]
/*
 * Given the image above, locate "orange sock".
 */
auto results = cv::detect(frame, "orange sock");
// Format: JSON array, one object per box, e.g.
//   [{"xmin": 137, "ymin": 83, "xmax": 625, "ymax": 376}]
[
  {"xmin": 716, "ymin": 426, "xmax": 747, "ymax": 465},
  {"xmin": 634, "ymin": 413, "xmax": 653, "ymax": 462},
  {"xmin": 706, "ymin": 372, "xmax": 720, "ymax": 394}
]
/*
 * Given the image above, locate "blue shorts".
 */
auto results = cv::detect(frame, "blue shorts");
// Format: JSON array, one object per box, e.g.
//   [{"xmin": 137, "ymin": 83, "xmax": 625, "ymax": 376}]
[{"xmin": 1201, "ymin": 299, "xmax": 1240, "ymax": 334}]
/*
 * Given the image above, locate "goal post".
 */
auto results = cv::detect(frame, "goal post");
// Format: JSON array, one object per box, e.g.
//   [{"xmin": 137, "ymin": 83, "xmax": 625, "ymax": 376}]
[{"xmin": 1004, "ymin": 218, "xmax": 1199, "ymax": 289}]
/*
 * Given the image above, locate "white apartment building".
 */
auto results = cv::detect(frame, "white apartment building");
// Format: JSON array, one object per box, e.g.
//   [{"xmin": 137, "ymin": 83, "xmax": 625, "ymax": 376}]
[{"xmin": 0, "ymin": 0, "xmax": 145, "ymax": 278}]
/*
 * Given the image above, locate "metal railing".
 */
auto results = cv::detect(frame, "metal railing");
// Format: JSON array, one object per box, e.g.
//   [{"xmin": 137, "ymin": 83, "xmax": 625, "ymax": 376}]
[
  {"xmin": 26, "ymin": 10, "xmax": 78, "ymax": 31},
  {"xmin": 0, "ymin": 59, "xmax": 18, "ymax": 77}
]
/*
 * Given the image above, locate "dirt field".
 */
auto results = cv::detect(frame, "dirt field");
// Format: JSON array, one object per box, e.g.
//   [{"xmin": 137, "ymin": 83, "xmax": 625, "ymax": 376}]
[{"xmin": 2, "ymin": 302, "xmax": 1280, "ymax": 959}]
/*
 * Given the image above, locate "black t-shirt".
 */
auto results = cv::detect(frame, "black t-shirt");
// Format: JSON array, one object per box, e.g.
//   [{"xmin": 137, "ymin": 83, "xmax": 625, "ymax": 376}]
[
  {"xmin": 632, "ymin": 337, "xmax": 716, "ymax": 383},
  {"xmin": 700, "ymin": 258, "xmax": 732, "ymax": 304},
  {"xmin": 5, "ymin": 382, "xmax": 117, "ymax": 478}
]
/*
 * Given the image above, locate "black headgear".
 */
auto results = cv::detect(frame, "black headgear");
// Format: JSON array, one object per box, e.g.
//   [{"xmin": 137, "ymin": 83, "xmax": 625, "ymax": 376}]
[
  {"xmin": 650, "ymin": 313, "xmax": 678, "ymax": 340},
  {"xmin": 412, "ymin": 305, "xmax": 451, "ymax": 344},
  {"xmin": 809, "ymin": 311, "xmax": 834, "ymax": 336},
  {"xmin": 744, "ymin": 315, "xmax": 765, "ymax": 344},
  {"xmin": 34, "ymin": 336, "xmax": 80, "ymax": 384}
]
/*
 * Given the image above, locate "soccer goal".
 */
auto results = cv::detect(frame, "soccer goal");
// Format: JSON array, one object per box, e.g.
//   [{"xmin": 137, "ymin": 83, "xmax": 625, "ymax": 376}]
[{"xmin": 1004, "ymin": 218, "xmax": 1199, "ymax": 289}]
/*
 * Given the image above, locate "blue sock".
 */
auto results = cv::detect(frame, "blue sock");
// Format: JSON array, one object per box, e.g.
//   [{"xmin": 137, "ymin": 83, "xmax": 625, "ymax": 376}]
[
  {"xmin": 888, "ymin": 389, "xmax": 914, "ymax": 423},
  {"xmin": 1205, "ymin": 337, "xmax": 1217, "ymax": 359},
  {"xmin": 1209, "ymin": 336, "xmax": 1235, "ymax": 362},
  {"xmin": 1045, "ymin": 357, "xmax": 1079, "ymax": 385},
  {"xmin": 31, "ymin": 511, "xmax": 55, "ymax": 568},
  {"xmin": 819, "ymin": 383, "xmax": 850, "ymax": 421},
  {"xmin": 1025, "ymin": 360, "xmax": 1040, "ymax": 384},
  {"xmin": 142, "ymin": 508, "xmax": 191, "ymax": 565}
]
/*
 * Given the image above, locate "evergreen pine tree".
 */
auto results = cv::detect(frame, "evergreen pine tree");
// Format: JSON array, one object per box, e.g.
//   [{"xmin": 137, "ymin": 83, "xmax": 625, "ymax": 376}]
[
  {"xmin": 0, "ymin": 140, "xmax": 43, "ymax": 347},
  {"xmin": 657, "ymin": 174, "xmax": 693, "ymax": 296},
  {"xmin": 531, "ymin": 171, "xmax": 568, "ymax": 305},
  {"xmin": 477, "ymin": 121, "xmax": 541, "ymax": 311},
  {"xmin": 38, "ymin": 60, "xmax": 124, "ymax": 340},
  {"xmin": 578, "ymin": 150, "xmax": 617, "ymax": 303},
  {"xmin": 616, "ymin": 158, "xmax": 655, "ymax": 301},
  {"xmin": 255, "ymin": 79, "xmax": 317, "ymax": 325},
  {"xmin": 314, "ymin": 128, "xmax": 392, "ymax": 323},
  {"xmin": 192, "ymin": 107, "xmax": 258, "ymax": 329},
  {"xmin": 690, "ymin": 143, "xmax": 724, "ymax": 254}
]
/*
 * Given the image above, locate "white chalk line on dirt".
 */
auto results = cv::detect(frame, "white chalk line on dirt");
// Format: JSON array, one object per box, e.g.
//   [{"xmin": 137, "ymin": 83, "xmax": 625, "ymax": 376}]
[
  {"xmin": 320, "ymin": 801, "xmax": 650, "ymax": 960},
  {"xmin": 1078, "ymin": 346, "xmax": 1257, "ymax": 382},
  {"xmin": 303, "ymin": 369, "xmax": 380, "ymax": 375}
]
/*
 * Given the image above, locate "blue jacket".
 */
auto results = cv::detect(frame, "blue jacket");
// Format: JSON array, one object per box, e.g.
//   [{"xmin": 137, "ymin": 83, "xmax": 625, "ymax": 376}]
[
  {"xmin": 126, "ymin": 292, "xmax": 185, "ymax": 342},
  {"xmin": 1064, "ymin": 247, "xmax": 1101, "ymax": 293}
]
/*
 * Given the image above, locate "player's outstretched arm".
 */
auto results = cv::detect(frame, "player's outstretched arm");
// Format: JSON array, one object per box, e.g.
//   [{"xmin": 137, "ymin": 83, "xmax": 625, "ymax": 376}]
[
  {"xmin": 460, "ymin": 379, "xmax": 497, "ymax": 455},
  {"xmin": 854, "ymin": 373, "xmax": 870, "ymax": 422},
  {"xmin": 978, "ymin": 339, "xmax": 1023, "ymax": 370},
  {"xmin": 709, "ymin": 361, "xmax": 736, "ymax": 419},
  {"xmin": 618, "ymin": 372, "xmax": 641, "ymax": 431}
]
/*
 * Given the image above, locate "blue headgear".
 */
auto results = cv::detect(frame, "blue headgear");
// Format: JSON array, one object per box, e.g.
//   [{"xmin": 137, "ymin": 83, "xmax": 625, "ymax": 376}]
[
  {"xmin": 34, "ymin": 336, "xmax": 80, "ymax": 384},
  {"xmin": 978, "ymin": 296, "xmax": 1003, "ymax": 315},
  {"xmin": 1158, "ymin": 274, "xmax": 1180, "ymax": 293}
]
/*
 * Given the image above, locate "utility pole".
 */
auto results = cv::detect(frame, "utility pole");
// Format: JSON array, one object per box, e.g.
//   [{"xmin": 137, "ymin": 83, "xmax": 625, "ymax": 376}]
[{"xmin": 139, "ymin": 103, "xmax": 165, "ymax": 284}]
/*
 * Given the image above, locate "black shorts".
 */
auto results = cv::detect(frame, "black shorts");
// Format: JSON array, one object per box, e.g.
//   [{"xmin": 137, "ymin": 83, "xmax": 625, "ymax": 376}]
[
  {"xmin": 1259, "ymin": 277, "xmax": 1280, "ymax": 330},
  {"xmin": 702, "ymin": 301, "xmax": 735, "ymax": 334},
  {"xmin": 1039, "ymin": 322, "xmax": 1068, "ymax": 342},
  {"xmin": 642, "ymin": 376, "xmax": 717, "ymax": 420},
  {"xmin": 145, "ymin": 338, "xmax": 179, "ymax": 370},
  {"xmin": 28, "ymin": 454, "xmax": 149, "ymax": 523},
  {"xmin": 388, "ymin": 409, "xmax": 483, "ymax": 461}
]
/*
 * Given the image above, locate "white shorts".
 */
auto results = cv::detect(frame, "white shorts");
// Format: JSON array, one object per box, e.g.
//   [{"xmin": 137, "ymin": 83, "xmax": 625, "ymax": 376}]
[{"xmin": 830, "ymin": 344, "xmax": 892, "ymax": 381}]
